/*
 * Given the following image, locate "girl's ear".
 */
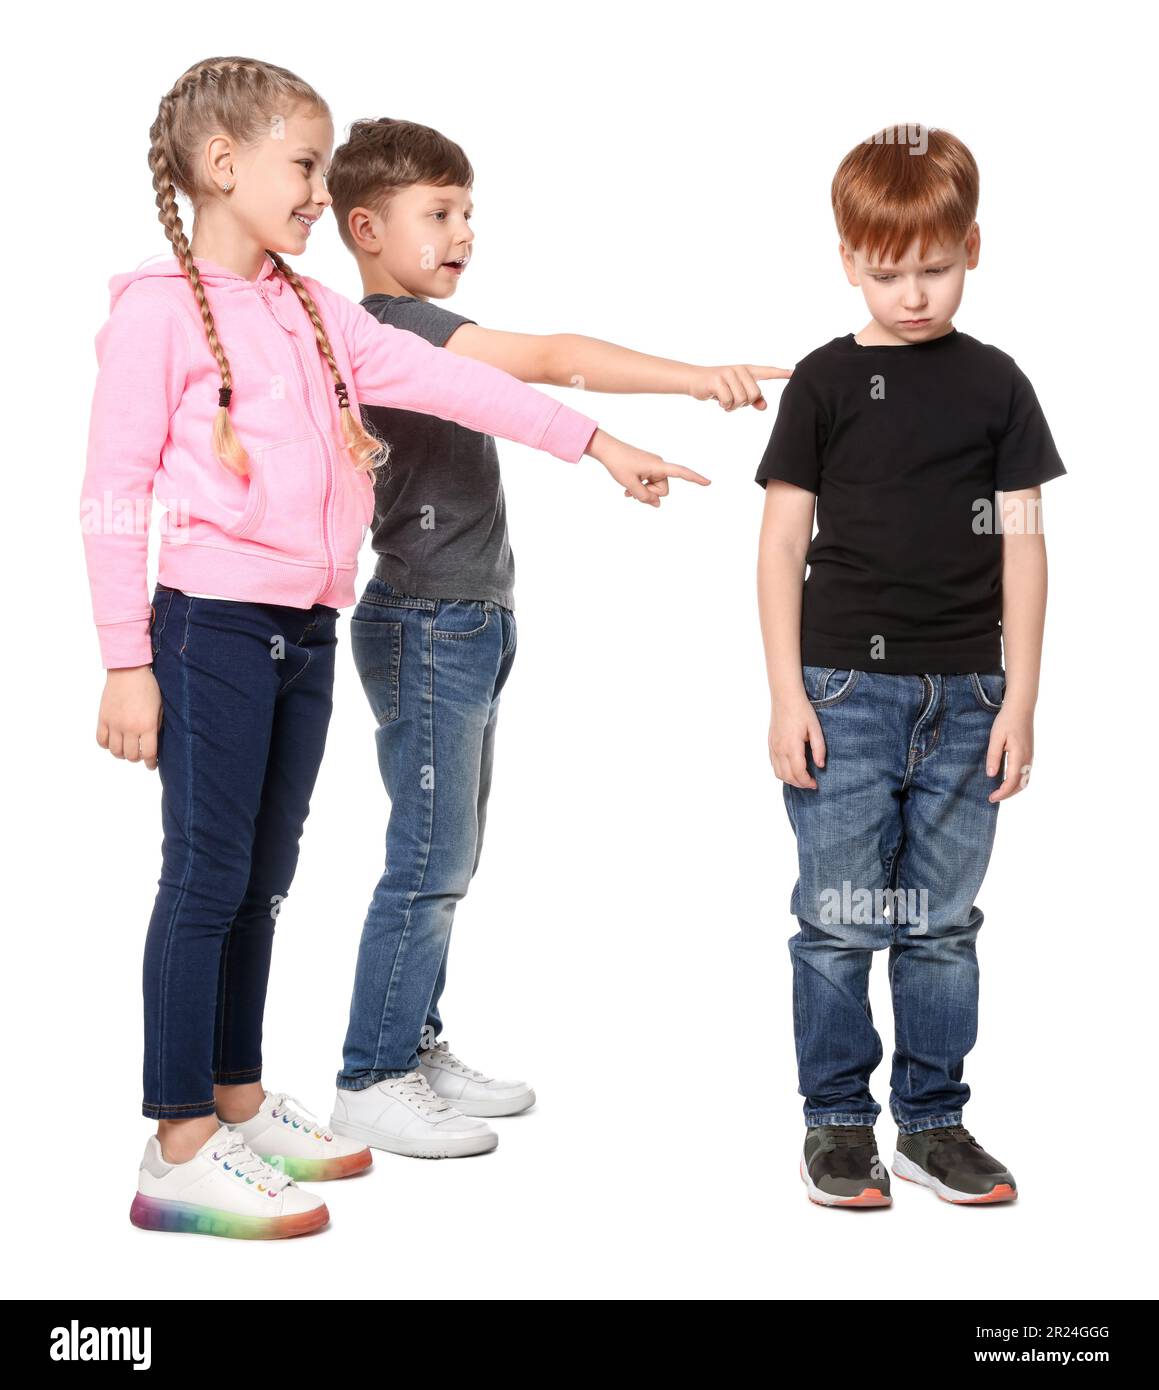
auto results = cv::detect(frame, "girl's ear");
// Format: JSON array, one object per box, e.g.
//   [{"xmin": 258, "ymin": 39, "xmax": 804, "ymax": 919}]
[{"xmin": 203, "ymin": 133, "xmax": 237, "ymax": 195}]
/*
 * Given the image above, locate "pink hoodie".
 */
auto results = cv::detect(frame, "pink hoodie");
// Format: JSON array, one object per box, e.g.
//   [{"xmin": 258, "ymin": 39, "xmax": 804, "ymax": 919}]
[{"xmin": 80, "ymin": 254, "xmax": 599, "ymax": 668}]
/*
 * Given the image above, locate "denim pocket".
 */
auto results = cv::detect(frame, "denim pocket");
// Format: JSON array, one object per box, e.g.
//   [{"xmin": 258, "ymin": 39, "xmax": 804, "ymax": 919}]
[
  {"xmin": 350, "ymin": 617, "xmax": 402, "ymax": 725},
  {"xmin": 803, "ymin": 665, "xmax": 861, "ymax": 707},
  {"xmin": 970, "ymin": 671, "xmax": 1006, "ymax": 712},
  {"xmin": 432, "ymin": 599, "xmax": 491, "ymax": 640}
]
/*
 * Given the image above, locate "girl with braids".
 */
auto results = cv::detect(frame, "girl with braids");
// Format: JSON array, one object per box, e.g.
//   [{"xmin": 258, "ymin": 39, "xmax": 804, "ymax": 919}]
[{"xmin": 80, "ymin": 56, "xmax": 698, "ymax": 1240}]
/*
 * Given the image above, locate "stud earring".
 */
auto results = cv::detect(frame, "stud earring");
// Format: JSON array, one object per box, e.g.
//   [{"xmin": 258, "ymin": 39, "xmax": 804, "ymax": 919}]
[{"xmin": 221, "ymin": 181, "xmax": 233, "ymax": 193}]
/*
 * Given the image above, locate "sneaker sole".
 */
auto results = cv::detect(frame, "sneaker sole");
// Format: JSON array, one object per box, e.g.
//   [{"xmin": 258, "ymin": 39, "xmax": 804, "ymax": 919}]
[
  {"xmin": 329, "ymin": 1115, "xmax": 498, "ymax": 1159},
  {"xmin": 434, "ymin": 1088, "xmax": 536, "ymax": 1118},
  {"xmin": 891, "ymin": 1151, "xmax": 1018, "ymax": 1204},
  {"xmin": 256, "ymin": 1148, "xmax": 374, "ymax": 1181},
  {"xmin": 129, "ymin": 1193, "xmax": 329, "ymax": 1239},
  {"xmin": 799, "ymin": 1155, "xmax": 891, "ymax": 1207}
]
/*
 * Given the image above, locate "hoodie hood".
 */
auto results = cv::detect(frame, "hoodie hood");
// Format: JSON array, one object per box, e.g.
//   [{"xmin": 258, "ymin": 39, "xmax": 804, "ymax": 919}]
[{"xmin": 108, "ymin": 252, "xmax": 283, "ymax": 312}]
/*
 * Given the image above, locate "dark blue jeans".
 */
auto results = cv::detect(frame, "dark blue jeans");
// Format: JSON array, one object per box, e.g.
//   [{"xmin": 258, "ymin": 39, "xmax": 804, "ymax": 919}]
[
  {"xmin": 336, "ymin": 576, "xmax": 517, "ymax": 1088},
  {"xmin": 783, "ymin": 666, "xmax": 1005, "ymax": 1135},
  {"xmin": 142, "ymin": 586, "xmax": 338, "ymax": 1120}
]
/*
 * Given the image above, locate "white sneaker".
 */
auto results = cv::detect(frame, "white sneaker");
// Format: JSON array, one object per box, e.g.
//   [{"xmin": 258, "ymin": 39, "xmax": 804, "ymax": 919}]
[
  {"xmin": 223, "ymin": 1089, "xmax": 373, "ymax": 1181},
  {"xmin": 329, "ymin": 1072, "xmax": 498, "ymax": 1158},
  {"xmin": 129, "ymin": 1123, "xmax": 329, "ymax": 1239},
  {"xmin": 418, "ymin": 1040, "xmax": 536, "ymax": 1117}
]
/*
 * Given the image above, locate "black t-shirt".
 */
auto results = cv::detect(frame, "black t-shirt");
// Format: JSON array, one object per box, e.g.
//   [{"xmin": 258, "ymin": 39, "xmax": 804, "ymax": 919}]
[
  {"xmin": 360, "ymin": 294, "xmax": 515, "ymax": 610},
  {"xmin": 754, "ymin": 329, "xmax": 1066, "ymax": 674}
]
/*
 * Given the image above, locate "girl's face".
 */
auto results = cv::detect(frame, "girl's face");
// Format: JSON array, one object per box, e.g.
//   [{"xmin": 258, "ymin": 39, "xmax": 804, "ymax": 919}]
[
  {"xmin": 198, "ymin": 107, "xmax": 335, "ymax": 257},
  {"xmin": 840, "ymin": 226, "xmax": 980, "ymax": 343},
  {"xmin": 353, "ymin": 182, "xmax": 475, "ymax": 299}
]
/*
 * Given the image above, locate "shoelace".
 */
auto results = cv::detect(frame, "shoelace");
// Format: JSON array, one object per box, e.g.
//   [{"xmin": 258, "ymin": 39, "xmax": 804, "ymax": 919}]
[
  {"xmin": 392, "ymin": 1070, "xmax": 455, "ymax": 1116},
  {"xmin": 921, "ymin": 1125, "xmax": 978, "ymax": 1147},
  {"xmin": 267, "ymin": 1091, "xmax": 333, "ymax": 1140},
  {"xmin": 424, "ymin": 1041, "xmax": 488, "ymax": 1082},
  {"xmin": 211, "ymin": 1132, "xmax": 293, "ymax": 1192},
  {"xmin": 825, "ymin": 1126, "xmax": 878, "ymax": 1149}
]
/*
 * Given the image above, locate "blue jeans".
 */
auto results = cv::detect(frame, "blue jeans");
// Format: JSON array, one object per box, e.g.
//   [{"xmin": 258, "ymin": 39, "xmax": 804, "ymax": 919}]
[
  {"xmin": 143, "ymin": 586, "xmax": 338, "ymax": 1119},
  {"xmin": 783, "ymin": 666, "xmax": 1006, "ymax": 1135},
  {"xmin": 336, "ymin": 577, "xmax": 517, "ymax": 1088}
]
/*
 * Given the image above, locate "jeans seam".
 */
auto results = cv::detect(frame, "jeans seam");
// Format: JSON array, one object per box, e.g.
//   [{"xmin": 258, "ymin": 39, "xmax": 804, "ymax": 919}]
[
  {"xmin": 888, "ymin": 941, "xmax": 913, "ymax": 1109},
  {"xmin": 337, "ymin": 1069, "xmax": 412, "ymax": 1090},
  {"xmin": 808, "ymin": 667, "xmax": 861, "ymax": 708},
  {"xmin": 893, "ymin": 1112, "xmax": 964, "ymax": 1134},
  {"xmin": 361, "ymin": 590, "xmax": 436, "ymax": 613},
  {"xmin": 901, "ymin": 674, "xmax": 935, "ymax": 789},
  {"xmin": 371, "ymin": 614, "xmax": 436, "ymax": 1073},
  {"xmin": 143, "ymin": 1098, "xmax": 217, "ymax": 1118},
  {"xmin": 281, "ymin": 644, "xmax": 312, "ymax": 694},
  {"xmin": 151, "ymin": 586, "xmax": 177, "ymax": 656},
  {"xmin": 151, "ymin": 596, "xmax": 195, "ymax": 1117},
  {"xmin": 970, "ymin": 671, "xmax": 1004, "ymax": 712},
  {"xmin": 911, "ymin": 675, "xmax": 945, "ymax": 766},
  {"xmin": 215, "ymin": 929, "xmax": 230, "ymax": 1084}
]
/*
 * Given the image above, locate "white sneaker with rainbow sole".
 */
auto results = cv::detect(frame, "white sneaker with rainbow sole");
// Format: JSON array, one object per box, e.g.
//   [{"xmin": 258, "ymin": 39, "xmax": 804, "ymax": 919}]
[
  {"xmin": 130, "ymin": 1124, "xmax": 329, "ymax": 1239},
  {"xmin": 223, "ymin": 1089, "xmax": 373, "ymax": 1181}
]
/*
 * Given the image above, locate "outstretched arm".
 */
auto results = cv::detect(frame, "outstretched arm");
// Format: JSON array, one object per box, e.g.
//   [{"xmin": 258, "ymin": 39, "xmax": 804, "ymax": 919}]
[
  {"xmin": 443, "ymin": 323, "xmax": 790, "ymax": 411},
  {"xmin": 328, "ymin": 283, "xmax": 711, "ymax": 504}
]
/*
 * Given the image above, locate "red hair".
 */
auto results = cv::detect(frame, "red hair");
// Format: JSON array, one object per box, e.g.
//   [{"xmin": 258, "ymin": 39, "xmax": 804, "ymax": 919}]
[{"xmin": 832, "ymin": 125, "xmax": 980, "ymax": 263}]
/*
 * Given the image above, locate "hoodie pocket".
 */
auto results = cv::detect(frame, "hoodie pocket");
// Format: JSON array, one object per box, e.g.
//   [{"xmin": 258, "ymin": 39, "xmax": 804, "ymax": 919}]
[{"xmin": 230, "ymin": 434, "xmax": 325, "ymax": 557}]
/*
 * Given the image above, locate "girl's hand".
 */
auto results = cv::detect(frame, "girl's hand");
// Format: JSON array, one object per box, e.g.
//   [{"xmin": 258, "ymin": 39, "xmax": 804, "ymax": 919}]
[
  {"xmin": 585, "ymin": 429, "xmax": 710, "ymax": 506},
  {"xmin": 688, "ymin": 364, "xmax": 793, "ymax": 412},
  {"xmin": 97, "ymin": 667, "xmax": 163, "ymax": 770},
  {"xmin": 769, "ymin": 694, "xmax": 826, "ymax": 789},
  {"xmin": 986, "ymin": 705, "xmax": 1034, "ymax": 803}
]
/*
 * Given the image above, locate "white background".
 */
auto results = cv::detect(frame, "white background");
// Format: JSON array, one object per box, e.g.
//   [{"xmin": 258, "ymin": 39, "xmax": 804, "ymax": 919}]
[{"xmin": 6, "ymin": 0, "xmax": 1156, "ymax": 1301}]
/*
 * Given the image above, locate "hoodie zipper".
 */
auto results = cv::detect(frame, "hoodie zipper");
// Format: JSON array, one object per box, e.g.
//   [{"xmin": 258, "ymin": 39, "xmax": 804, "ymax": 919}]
[{"xmin": 256, "ymin": 284, "xmax": 336, "ymax": 602}]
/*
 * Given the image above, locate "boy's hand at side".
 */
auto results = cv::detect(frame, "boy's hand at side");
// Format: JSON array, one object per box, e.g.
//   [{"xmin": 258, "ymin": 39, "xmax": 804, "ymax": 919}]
[
  {"xmin": 97, "ymin": 667, "xmax": 162, "ymax": 770},
  {"xmin": 688, "ymin": 364, "xmax": 793, "ymax": 412},
  {"xmin": 991, "ymin": 485, "xmax": 1047, "ymax": 802},
  {"xmin": 584, "ymin": 428, "xmax": 710, "ymax": 507},
  {"xmin": 769, "ymin": 692, "xmax": 826, "ymax": 789},
  {"xmin": 986, "ymin": 703, "xmax": 1034, "ymax": 803}
]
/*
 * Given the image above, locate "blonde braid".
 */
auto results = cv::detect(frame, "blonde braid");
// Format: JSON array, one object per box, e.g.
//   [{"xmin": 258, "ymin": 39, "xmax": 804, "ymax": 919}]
[
  {"xmin": 265, "ymin": 250, "xmax": 387, "ymax": 474},
  {"xmin": 148, "ymin": 62, "xmax": 251, "ymax": 473},
  {"xmin": 146, "ymin": 57, "xmax": 381, "ymax": 476}
]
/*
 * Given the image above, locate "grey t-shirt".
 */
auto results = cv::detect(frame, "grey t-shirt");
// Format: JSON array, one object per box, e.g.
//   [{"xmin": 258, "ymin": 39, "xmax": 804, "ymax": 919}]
[{"xmin": 359, "ymin": 294, "xmax": 515, "ymax": 610}]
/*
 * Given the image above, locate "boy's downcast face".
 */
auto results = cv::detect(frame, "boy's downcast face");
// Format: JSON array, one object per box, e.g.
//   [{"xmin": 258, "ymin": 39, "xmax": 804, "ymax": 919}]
[{"xmin": 840, "ymin": 227, "xmax": 980, "ymax": 344}]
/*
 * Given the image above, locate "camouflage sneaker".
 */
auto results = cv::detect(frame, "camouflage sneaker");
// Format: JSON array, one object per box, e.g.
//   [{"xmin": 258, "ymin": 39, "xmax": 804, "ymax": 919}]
[
  {"xmin": 892, "ymin": 1125, "xmax": 1018, "ymax": 1204},
  {"xmin": 800, "ymin": 1124, "xmax": 892, "ymax": 1207}
]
